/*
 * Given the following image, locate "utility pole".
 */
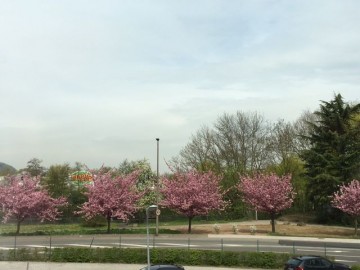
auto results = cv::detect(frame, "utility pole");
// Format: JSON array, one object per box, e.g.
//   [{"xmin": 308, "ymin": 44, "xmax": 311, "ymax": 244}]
[{"xmin": 155, "ymin": 138, "xmax": 160, "ymax": 236}]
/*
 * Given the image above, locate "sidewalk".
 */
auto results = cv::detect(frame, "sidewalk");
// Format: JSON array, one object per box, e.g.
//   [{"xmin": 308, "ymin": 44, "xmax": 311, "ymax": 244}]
[{"xmin": 0, "ymin": 262, "xmax": 256, "ymax": 270}]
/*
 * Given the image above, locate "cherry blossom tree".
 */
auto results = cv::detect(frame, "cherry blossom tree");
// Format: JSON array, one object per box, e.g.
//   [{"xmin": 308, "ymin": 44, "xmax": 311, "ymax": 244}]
[
  {"xmin": 0, "ymin": 174, "xmax": 67, "ymax": 234},
  {"xmin": 332, "ymin": 179, "xmax": 360, "ymax": 235},
  {"xmin": 238, "ymin": 173, "xmax": 295, "ymax": 233},
  {"xmin": 76, "ymin": 169, "xmax": 143, "ymax": 233},
  {"xmin": 160, "ymin": 170, "xmax": 227, "ymax": 233}
]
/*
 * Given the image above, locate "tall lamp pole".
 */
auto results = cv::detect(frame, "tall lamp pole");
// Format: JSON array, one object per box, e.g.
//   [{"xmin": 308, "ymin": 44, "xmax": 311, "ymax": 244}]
[
  {"xmin": 155, "ymin": 138, "xmax": 160, "ymax": 236},
  {"xmin": 146, "ymin": 205, "xmax": 157, "ymax": 270}
]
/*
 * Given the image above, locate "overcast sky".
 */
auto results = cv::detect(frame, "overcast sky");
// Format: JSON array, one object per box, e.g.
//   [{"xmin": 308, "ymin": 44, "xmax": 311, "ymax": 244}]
[{"xmin": 0, "ymin": 0, "xmax": 359, "ymax": 172}]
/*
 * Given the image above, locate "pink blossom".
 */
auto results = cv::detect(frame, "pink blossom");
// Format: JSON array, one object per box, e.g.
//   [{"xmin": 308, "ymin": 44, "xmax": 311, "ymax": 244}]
[
  {"xmin": 0, "ymin": 174, "xmax": 67, "ymax": 234},
  {"xmin": 161, "ymin": 170, "xmax": 227, "ymax": 233},
  {"xmin": 332, "ymin": 179, "xmax": 360, "ymax": 235},
  {"xmin": 76, "ymin": 169, "xmax": 144, "ymax": 233},
  {"xmin": 238, "ymin": 173, "xmax": 295, "ymax": 233}
]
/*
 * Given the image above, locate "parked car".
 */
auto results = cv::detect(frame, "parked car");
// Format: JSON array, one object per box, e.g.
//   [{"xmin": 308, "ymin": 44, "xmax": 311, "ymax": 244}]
[
  {"xmin": 284, "ymin": 256, "xmax": 351, "ymax": 270},
  {"xmin": 139, "ymin": 264, "xmax": 185, "ymax": 270}
]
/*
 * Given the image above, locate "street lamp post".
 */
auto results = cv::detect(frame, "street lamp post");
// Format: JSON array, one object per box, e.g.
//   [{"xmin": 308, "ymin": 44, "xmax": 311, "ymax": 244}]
[
  {"xmin": 155, "ymin": 138, "xmax": 160, "ymax": 236},
  {"xmin": 146, "ymin": 204, "xmax": 157, "ymax": 270}
]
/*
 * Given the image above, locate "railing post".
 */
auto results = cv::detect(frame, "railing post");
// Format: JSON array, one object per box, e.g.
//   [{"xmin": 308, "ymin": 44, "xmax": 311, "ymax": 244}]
[
  {"xmin": 221, "ymin": 238, "xmax": 224, "ymax": 264},
  {"xmin": 90, "ymin": 237, "xmax": 94, "ymax": 248},
  {"xmin": 14, "ymin": 235, "xmax": 17, "ymax": 259},
  {"xmin": 49, "ymin": 236, "xmax": 52, "ymax": 259}
]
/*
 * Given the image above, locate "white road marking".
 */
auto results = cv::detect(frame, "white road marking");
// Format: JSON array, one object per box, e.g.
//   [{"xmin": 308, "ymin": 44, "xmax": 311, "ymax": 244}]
[
  {"xmin": 64, "ymin": 244, "xmax": 112, "ymax": 248},
  {"xmin": 335, "ymin": 259, "xmax": 357, "ymax": 263},
  {"xmin": 297, "ymin": 248, "xmax": 347, "ymax": 253},
  {"xmin": 157, "ymin": 243, "xmax": 199, "ymax": 247},
  {"xmin": 296, "ymin": 248, "xmax": 328, "ymax": 252},
  {"xmin": 111, "ymin": 243, "xmax": 146, "ymax": 247}
]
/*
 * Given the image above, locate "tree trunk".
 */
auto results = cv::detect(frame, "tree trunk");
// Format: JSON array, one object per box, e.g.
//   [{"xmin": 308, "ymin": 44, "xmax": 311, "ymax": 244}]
[
  {"xmin": 355, "ymin": 218, "xmax": 358, "ymax": 236},
  {"xmin": 188, "ymin": 216, "xmax": 193, "ymax": 234},
  {"xmin": 16, "ymin": 220, "xmax": 21, "ymax": 235},
  {"xmin": 270, "ymin": 213, "xmax": 276, "ymax": 233},
  {"xmin": 107, "ymin": 216, "xmax": 111, "ymax": 234}
]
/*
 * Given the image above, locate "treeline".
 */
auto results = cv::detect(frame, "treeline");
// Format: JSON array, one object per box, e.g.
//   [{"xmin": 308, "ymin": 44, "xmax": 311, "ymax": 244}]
[
  {"xmin": 1, "ymin": 93, "xmax": 359, "ymax": 227},
  {"xmin": 16, "ymin": 159, "xmax": 155, "ymax": 223},
  {"xmin": 171, "ymin": 93, "xmax": 360, "ymax": 223}
]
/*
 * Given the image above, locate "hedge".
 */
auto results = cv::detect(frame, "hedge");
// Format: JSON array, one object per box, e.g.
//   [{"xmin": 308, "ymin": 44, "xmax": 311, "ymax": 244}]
[
  {"xmin": 3, "ymin": 247, "xmax": 359, "ymax": 269},
  {"xmin": 1, "ymin": 247, "xmax": 291, "ymax": 268}
]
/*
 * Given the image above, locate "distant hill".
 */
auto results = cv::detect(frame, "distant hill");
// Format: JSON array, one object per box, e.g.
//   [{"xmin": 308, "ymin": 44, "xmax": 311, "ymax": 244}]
[{"xmin": 0, "ymin": 162, "xmax": 17, "ymax": 176}]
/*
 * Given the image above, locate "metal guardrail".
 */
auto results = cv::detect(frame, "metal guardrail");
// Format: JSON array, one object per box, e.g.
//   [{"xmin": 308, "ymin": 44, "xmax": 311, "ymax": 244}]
[{"xmin": 1, "ymin": 235, "xmax": 359, "ymax": 265}]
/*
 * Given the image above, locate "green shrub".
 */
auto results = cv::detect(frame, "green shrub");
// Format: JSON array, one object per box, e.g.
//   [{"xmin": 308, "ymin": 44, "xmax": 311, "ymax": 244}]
[
  {"xmin": 7, "ymin": 248, "xmax": 48, "ymax": 261},
  {"xmin": 0, "ymin": 247, "xmax": 293, "ymax": 269},
  {"xmin": 51, "ymin": 247, "xmax": 92, "ymax": 262},
  {"xmin": 80, "ymin": 215, "xmax": 107, "ymax": 228},
  {"xmin": 203, "ymin": 250, "xmax": 223, "ymax": 266}
]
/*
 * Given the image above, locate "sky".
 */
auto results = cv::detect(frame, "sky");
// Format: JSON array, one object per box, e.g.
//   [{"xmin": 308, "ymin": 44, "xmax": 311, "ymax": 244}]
[{"xmin": 0, "ymin": 0, "xmax": 359, "ymax": 172}]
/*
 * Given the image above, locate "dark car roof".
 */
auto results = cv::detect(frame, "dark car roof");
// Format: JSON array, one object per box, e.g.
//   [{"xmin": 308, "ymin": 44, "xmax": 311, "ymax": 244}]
[
  {"xmin": 295, "ymin": 256, "xmax": 324, "ymax": 260},
  {"xmin": 141, "ymin": 264, "xmax": 184, "ymax": 270},
  {"xmin": 286, "ymin": 255, "xmax": 326, "ymax": 265},
  {"xmin": 286, "ymin": 255, "xmax": 350, "ymax": 270},
  {"xmin": 154, "ymin": 265, "xmax": 183, "ymax": 268}
]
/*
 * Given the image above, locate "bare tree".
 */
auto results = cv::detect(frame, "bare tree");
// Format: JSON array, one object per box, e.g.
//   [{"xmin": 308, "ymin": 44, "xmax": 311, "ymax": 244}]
[
  {"xmin": 268, "ymin": 119, "xmax": 298, "ymax": 165},
  {"xmin": 214, "ymin": 111, "xmax": 271, "ymax": 172},
  {"xmin": 174, "ymin": 111, "xmax": 272, "ymax": 173},
  {"xmin": 175, "ymin": 126, "xmax": 220, "ymax": 172},
  {"xmin": 293, "ymin": 110, "xmax": 318, "ymax": 154}
]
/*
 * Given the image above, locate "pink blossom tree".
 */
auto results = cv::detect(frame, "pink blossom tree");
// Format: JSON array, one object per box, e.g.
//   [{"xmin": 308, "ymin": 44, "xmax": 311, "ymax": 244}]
[
  {"xmin": 332, "ymin": 179, "xmax": 360, "ymax": 235},
  {"xmin": 160, "ymin": 170, "xmax": 227, "ymax": 233},
  {"xmin": 0, "ymin": 174, "xmax": 67, "ymax": 234},
  {"xmin": 76, "ymin": 170, "xmax": 144, "ymax": 233},
  {"xmin": 238, "ymin": 173, "xmax": 295, "ymax": 233}
]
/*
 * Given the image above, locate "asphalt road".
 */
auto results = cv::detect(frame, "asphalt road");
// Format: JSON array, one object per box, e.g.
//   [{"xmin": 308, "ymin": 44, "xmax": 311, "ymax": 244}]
[{"xmin": 0, "ymin": 234, "xmax": 359, "ymax": 265}]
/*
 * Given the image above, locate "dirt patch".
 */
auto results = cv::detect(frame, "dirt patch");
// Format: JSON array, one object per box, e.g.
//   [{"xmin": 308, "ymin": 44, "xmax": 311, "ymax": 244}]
[{"xmin": 162, "ymin": 221, "xmax": 357, "ymax": 238}]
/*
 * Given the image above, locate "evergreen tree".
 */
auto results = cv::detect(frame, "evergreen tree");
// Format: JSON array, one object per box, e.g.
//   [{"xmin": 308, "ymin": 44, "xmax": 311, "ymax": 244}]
[
  {"xmin": 43, "ymin": 164, "xmax": 71, "ymax": 198},
  {"xmin": 302, "ymin": 94, "xmax": 360, "ymax": 220}
]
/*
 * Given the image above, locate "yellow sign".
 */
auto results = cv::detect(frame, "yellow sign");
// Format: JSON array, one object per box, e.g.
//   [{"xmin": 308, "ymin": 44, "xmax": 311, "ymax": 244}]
[{"xmin": 70, "ymin": 171, "xmax": 93, "ymax": 182}]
